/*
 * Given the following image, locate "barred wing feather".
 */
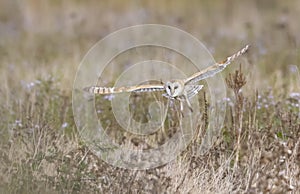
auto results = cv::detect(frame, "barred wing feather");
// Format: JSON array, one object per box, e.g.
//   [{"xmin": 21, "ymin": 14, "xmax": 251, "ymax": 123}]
[
  {"xmin": 84, "ymin": 84, "xmax": 165, "ymax": 94},
  {"xmin": 184, "ymin": 45, "xmax": 249, "ymax": 85}
]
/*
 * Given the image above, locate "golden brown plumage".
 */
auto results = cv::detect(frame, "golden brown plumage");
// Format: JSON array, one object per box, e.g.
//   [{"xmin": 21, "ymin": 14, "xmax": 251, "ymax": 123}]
[{"xmin": 84, "ymin": 45, "xmax": 250, "ymax": 111}]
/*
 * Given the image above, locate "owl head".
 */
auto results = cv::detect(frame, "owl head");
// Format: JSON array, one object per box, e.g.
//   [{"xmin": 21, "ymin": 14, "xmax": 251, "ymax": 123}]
[{"xmin": 165, "ymin": 80, "xmax": 184, "ymax": 98}]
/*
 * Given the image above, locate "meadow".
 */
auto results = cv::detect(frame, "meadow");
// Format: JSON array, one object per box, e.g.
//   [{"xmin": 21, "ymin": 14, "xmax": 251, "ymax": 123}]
[{"xmin": 0, "ymin": 0, "xmax": 299, "ymax": 193}]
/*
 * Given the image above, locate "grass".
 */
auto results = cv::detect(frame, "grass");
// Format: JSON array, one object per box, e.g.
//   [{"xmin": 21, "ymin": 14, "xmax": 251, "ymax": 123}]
[{"xmin": 0, "ymin": 0, "xmax": 300, "ymax": 193}]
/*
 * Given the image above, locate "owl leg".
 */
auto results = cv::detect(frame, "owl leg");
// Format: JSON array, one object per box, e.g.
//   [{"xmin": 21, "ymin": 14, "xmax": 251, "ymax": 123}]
[
  {"xmin": 180, "ymin": 100, "xmax": 184, "ymax": 118},
  {"xmin": 180, "ymin": 100, "xmax": 184, "ymax": 112},
  {"xmin": 174, "ymin": 97, "xmax": 184, "ymax": 117},
  {"xmin": 184, "ymin": 94, "xmax": 193, "ymax": 112}
]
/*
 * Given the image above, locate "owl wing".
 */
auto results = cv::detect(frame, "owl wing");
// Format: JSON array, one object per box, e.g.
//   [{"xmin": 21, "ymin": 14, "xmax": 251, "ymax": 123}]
[
  {"xmin": 83, "ymin": 84, "xmax": 165, "ymax": 94},
  {"xmin": 185, "ymin": 85, "xmax": 204, "ymax": 99},
  {"xmin": 184, "ymin": 45, "xmax": 249, "ymax": 85}
]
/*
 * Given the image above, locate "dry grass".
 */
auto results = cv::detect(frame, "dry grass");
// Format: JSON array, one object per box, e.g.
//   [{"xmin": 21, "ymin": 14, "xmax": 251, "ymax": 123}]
[{"xmin": 0, "ymin": 0, "xmax": 299, "ymax": 193}]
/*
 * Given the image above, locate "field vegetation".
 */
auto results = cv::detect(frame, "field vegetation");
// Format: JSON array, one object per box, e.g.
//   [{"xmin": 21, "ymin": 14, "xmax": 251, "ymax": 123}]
[{"xmin": 0, "ymin": 0, "xmax": 299, "ymax": 193}]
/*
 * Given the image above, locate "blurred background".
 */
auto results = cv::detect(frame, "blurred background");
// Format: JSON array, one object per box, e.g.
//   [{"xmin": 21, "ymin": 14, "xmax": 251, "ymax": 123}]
[
  {"xmin": 0, "ymin": 0, "xmax": 299, "ymax": 92},
  {"xmin": 0, "ymin": 1, "xmax": 299, "ymax": 193}
]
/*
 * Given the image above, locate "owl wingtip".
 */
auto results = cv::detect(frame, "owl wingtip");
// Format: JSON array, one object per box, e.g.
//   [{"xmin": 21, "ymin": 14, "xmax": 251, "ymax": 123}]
[{"xmin": 245, "ymin": 44, "xmax": 250, "ymax": 51}]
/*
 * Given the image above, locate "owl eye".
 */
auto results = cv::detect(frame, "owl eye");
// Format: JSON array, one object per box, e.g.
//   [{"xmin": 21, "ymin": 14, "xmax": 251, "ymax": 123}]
[
  {"xmin": 167, "ymin": 85, "xmax": 171, "ymax": 90},
  {"xmin": 174, "ymin": 85, "xmax": 178, "ymax": 89}
]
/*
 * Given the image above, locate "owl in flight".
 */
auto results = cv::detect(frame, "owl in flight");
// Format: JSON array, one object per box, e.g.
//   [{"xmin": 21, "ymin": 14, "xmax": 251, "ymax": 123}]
[{"xmin": 84, "ymin": 45, "xmax": 249, "ymax": 112}]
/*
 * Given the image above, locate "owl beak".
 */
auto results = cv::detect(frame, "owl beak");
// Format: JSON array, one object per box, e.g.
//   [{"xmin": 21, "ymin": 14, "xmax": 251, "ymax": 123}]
[
  {"xmin": 171, "ymin": 90, "xmax": 177, "ymax": 97},
  {"xmin": 170, "ymin": 88, "xmax": 174, "ymax": 97}
]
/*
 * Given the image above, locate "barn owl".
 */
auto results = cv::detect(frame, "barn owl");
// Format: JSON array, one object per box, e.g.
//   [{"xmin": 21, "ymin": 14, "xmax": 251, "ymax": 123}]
[{"xmin": 84, "ymin": 45, "xmax": 249, "ymax": 112}]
